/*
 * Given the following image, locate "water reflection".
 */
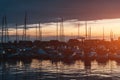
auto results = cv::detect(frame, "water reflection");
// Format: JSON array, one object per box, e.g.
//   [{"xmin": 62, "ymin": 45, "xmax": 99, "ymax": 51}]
[
  {"xmin": 1, "ymin": 59, "xmax": 120, "ymax": 80},
  {"xmin": 84, "ymin": 58, "xmax": 91, "ymax": 76}
]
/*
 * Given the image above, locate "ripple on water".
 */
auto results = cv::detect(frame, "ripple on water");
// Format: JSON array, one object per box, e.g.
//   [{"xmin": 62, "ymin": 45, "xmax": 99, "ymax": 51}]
[{"xmin": 0, "ymin": 59, "xmax": 120, "ymax": 80}]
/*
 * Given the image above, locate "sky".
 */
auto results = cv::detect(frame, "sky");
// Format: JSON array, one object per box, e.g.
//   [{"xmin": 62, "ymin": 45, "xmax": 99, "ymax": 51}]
[
  {"xmin": 1, "ymin": 0, "xmax": 120, "ymax": 41},
  {"xmin": 1, "ymin": 0, "xmax": 120, "ymax": 24}
]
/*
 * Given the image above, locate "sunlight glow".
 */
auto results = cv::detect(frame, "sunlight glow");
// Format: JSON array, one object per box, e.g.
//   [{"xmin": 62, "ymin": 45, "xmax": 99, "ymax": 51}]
[{"xmin": 8, "ymin": 18, "xmax": 120, "ymax": 41}]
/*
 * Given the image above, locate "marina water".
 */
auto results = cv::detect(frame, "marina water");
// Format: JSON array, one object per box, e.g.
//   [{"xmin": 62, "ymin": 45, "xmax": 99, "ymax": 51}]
[{"xmin": 0, "ymin": 59, "xmax": 120, "ymax": 80}]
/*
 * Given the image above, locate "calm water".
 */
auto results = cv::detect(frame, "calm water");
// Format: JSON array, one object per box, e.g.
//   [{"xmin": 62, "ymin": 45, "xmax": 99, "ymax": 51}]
[{"xmin": 1, "ymin": 59, "xmax": 120, "ymax": 80}]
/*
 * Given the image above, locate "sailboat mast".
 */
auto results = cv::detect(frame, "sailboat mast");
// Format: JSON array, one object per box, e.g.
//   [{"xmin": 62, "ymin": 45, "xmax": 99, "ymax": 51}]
[
  {"xmin": 110, "ymin": 30, "xmax": 113, "ymax": 41},
  {"xmin": 56, "ymin": 20, "xmax": 58, "ymax": 40},
  {"xmin": 60, "ymin": 18, "xmax": 64, "ymax": 42},
  {"xmin": 4, "ymin": 16, "xmax": 7, "ymax": 43},
  {"xmin": 16, "ymin": 24, "xmax": 18, "ymax": 42},
  {"xmin": 5, "ymin": 15, "xmax": 9, "ymax": 42},
  {"xmin": 23, "ymin": 12, "xmax": 27, "ymax": 41},
  {"xmin": 85, "ymin": 21, "xmax": 87, "ymax": 39},
  {"xmin": 36, "ymin": 24, "xmax": 38, "ymax": 40},
  {"xmin": 89, "ymin": 26, "xmax": 91, "ymax": 39},
  {"xmin": 78, "ymin": 23, "xmax": 80, "ymax": 38},
  {"xmin": 1, "ymin": 15, "xmax": 8, "ymax": 43},
  {"xmin": 39, "ymin": 22, "xmax": 42, "ymax": 41},
  {"xmin": 103, "ymin": 27, "xmax": 104, "ymax": 40},
  {"xmin": 1, "ymin": 16, "xmax": 4, "ymax": 43}
]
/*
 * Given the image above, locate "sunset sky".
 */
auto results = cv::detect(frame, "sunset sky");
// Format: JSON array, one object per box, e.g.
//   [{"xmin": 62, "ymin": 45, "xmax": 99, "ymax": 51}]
[{"xmin": 1, "ymin": 0, "xmax": 120, "ymax": 41}]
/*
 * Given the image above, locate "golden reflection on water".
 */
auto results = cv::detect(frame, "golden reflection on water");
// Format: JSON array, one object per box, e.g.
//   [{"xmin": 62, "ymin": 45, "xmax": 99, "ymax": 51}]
[
  {"xmin": 1, "ymin": 59, "xmax": 120, "ymax": 80},
  {"xmin": 29, "ymin": 59, "xmax": 120, "ymax": 75}
]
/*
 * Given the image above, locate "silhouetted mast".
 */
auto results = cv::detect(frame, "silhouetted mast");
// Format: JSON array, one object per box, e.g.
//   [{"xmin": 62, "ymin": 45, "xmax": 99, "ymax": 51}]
[
  {"xmin": 56, "ymin": 20, "xmax": 59, "ymax": 40},
  {"xmin": 6, "ymin": 16, "xmax": 9, "ymax": 42},
  {"xmin": 1, "ymin": 16, "xmax": 4, "ymax": 43},
  {"xmin": 4, "ymin": 15, "xmax": 9, "ymax": 43},
  {"xmin": 88, "ymin": 26, "xmax": 91, "ymax": 39},
  {"xmin": 23, "ymin": 12, "xmax": 27, "ymax": 41},
  {"xmin": 85, "ymin": 21, "xmax": 87, "ymax": 39},
  {"xmin": 16, "ymin": 24, "xmax": 18, "ymax": 42},
  {"xmin": 27, "ymin": 28, "xmax": 30, "ymax": 41},
  {"xmin": 78, "ymin": 23, "xmax": 80, "ymax": 38},
  {"xmin": 103, "ymin": 27, "xmax": 104, "ymax": 40},
  {"xmin": 110, "ymin": 30, "xmax": 113, "ymax": 41},
  {"xmin": 4, "ymin": 16, "xmax": 7, "ymax": 42},
  {"xmin": 39, "ymin": 22, "xmax": 42, "ymax": 41},
  {"xmin": 60, "ymin": 18, "xmax": 64, "ymax": 42},
  {"xmin": 1, "ymin": 15, "xmax": 8, "ymax": 43},
  {"xmin": 36, "ymin": 24, "xmax": 38, "ymax": 40}
]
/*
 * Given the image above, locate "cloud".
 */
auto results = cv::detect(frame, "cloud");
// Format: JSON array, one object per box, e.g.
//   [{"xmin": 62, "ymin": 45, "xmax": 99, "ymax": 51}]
[{"xmin": 0, "ymin": 0, "xmax": 120, "ymax": 26}]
